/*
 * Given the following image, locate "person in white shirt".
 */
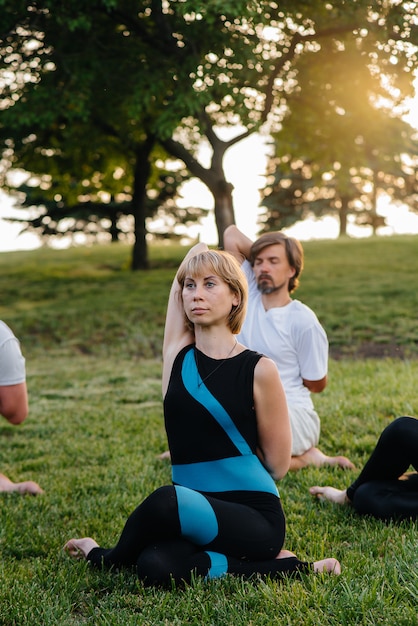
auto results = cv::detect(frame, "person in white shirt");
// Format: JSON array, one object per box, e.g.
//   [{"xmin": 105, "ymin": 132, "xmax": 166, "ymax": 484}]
[
  {"xmin": 0, "ymin": 320, "xmax": 43, "ymax": 494},
  {"xmin": 224, "ymin": 225, "xmax": 354, "ymax": 471}
]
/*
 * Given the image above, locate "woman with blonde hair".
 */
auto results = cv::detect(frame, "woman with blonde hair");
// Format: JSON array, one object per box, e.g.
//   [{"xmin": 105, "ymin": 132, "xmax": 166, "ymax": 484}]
[{"xmin": 65, "ymin": 244, "xmax": 339, "ymax": 587}]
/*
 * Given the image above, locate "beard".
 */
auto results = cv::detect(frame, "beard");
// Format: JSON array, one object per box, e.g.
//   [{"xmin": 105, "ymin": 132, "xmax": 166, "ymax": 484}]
[
  {"xmin": 257, "ymin": 275, "xmax": 277, "ymax": 294},
  {"xmin": 257, "ymin": 274, "xmax": 286, "ymax": 295}
]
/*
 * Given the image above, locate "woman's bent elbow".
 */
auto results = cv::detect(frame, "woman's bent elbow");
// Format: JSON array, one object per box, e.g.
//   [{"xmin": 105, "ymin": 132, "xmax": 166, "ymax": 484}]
[{"xmin": 269, "ymin": 458, "xmax": 291, "ymax": 481}]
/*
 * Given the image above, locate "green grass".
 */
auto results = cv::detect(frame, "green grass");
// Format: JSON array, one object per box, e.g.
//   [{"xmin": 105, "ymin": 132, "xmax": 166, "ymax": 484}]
[{"xmin": 0, "ymin": 236, "xmax": 417, "ymax": 625}]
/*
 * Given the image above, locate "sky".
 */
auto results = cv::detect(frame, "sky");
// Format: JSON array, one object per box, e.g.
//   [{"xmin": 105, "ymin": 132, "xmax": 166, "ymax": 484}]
[{"xmin": 2, "ymin": 93, "xmax": 418, "ymax": 252}]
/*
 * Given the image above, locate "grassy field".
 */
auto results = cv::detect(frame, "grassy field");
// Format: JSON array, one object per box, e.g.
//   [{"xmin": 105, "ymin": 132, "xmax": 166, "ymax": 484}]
[{"xmin": 0, "ymin": 235, "xmax": 417, "ymax": 625}]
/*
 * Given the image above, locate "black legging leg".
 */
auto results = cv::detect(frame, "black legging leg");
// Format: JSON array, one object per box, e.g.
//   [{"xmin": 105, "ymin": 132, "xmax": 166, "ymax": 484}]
[
  {"xmin": 85, "ymin": 479, "xmax": 310, "ymax": 586},
  {"xmin": 352, "ymin": 476, "xmax": 418, "ymax": 520},
  {"xmin": 346, "ymin": 416, "xmax": 418, "ymax": 520},
  {"xmin": 88, "ymin": 482, "xmax": 290, "ymax": 569},
  {"xmin": 86, "ymin": 483, "xmax": 304, "ymax": 584},
  {"xmin": 347, "ymin": 416, "xmax": 418, "ymax": 501},
  {"xmin": 87, "ymin": 485, "xmax": 285, "ymax": 569},
  {"xmin": 88, "ymin": 486, "xmax": 181, "ymax": 569},
  {"xmin": 136, "ymin": 539, "xmax": 310, "ymax": 588}
]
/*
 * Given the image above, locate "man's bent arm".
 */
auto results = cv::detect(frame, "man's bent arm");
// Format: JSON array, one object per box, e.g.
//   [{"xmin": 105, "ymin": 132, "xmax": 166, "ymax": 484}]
[
  {"xmin": 0, "ymin": 382, "xmax": 28, "ymax": 424},
  {"xmin": 302, "ymin": 375, "xmax": 327, "ymax": 393},
  {"xmin": 223, "ymin": 225, "xmax": 253, "ymax": 263}
]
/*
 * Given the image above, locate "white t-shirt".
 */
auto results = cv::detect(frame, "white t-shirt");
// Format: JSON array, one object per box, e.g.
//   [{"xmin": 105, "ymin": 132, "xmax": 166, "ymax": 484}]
[
  {"xmin": 238, "ymin": 261, "xmax": 328, "ymax": 410},
  {"xmin": 0, "ymin": 320, "xmax": 26, "ymax": 386}
]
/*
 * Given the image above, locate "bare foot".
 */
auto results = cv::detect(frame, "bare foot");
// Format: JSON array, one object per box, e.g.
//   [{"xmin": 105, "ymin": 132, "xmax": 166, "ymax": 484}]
[
  {"xmin": 290, "ymin": 447, "xmax": 355, "ymax": 471},
  {"xmin": 63, "ymin": 538, "xmax": 99, "ymax": 560},
  {"xmin": 324, "ymin": 455, "xmax": 355, "ymax": 470},
  {"xmin": 313, "ymin": 558, "xmax": 341, "ymax": 575},
  {"xmin": 15, "ymin": 481, "xmax": 44, "ymax": 495},
  {"xmin": 309, "ymin": 485, "xmax": 349, "ymax": 505},
  {"xmin": 275, "ymin": 549, "xmax": 296, "ymax": 559},
  {"xmin": 0, "ymin": 473, "xmax": 44, "ymax": 495},
  {"xmin": 158, "ymin": 450, "xmax": 171, "ymax": 461},
  {"xmin": 399, "ymin": 471, "xmax": 414, "ymax": 481}
]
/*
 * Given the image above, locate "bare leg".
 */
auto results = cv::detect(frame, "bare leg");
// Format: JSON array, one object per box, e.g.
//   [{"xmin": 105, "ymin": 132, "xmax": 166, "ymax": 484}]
[
  {"xmin": 290, "ymin": 447, "xmax": 355, "ymax": 471},
  {"xmin": 0, "ymin": 472, "xmax": 44, "ymax": 495},
  {"xmin": 309, "ymin": 485, "xmax": 350, "ymax": 505},
  {"xmin": 64, "ymin": 538, "xmax": 99, "ymax": 560},
  {"xmin": 157, "ymin": 450, "xmax": 171, "ymax": 461}
]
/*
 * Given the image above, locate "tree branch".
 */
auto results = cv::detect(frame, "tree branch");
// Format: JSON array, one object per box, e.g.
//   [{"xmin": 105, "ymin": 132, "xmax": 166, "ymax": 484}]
[{"xmin": 160, "ymin": 137, "xmax": 217, "ymax": 189}]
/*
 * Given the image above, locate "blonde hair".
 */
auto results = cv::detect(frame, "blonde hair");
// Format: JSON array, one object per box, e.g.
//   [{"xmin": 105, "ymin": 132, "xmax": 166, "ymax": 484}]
[{"xmin": 177, "ymin": 250, "xmax": 248, "ymax": 334}]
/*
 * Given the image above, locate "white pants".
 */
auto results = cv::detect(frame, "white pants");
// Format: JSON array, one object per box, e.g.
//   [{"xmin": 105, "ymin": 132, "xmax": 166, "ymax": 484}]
[{"xmin": 288, "ymin": 405, "xmax": 320, "ymax": 456}]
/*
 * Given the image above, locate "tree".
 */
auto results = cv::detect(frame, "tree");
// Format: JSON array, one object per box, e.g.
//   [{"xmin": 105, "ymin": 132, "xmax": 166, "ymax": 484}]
[
  {"xmin": 259, "ymin": 151, "xmax": 418, "ymax": 236},
  {"xmin": 159, "ymin": 1, "xmax": 418, "ymax": 244},
  {"xmin": 260, "ymin": 22, "xmax": 418, "ymax": 235},
  {"xmin": 1, "ymin": 1, "xmax": 418, "ymax": 262},
  {"xmin": 2, "ymin": 0, "xmax": 234, "ymax": 266},
  {"xmin": 8, "ymin": 163, "xmax": 204, "ymax": 246}
]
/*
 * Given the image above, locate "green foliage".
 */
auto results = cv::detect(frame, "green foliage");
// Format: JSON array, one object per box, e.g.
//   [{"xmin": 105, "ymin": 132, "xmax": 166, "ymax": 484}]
[
  {"xmin": 2, "ymin": 0, "xmax": 418, "ymax": 256},
  {"xmin": 0, "ymin": 1, "xmax": 216, "ymax": 261},
  {"xmin": 260, "ymin": 158, "xmax": 333, "ymax": 230},
  {"xmin": 0, "ymin": 238, "xmax": 417, "ymax": 624},
  {"xmin": 261, "ymin": 25, "xmax": 418, "ymax": 234}
]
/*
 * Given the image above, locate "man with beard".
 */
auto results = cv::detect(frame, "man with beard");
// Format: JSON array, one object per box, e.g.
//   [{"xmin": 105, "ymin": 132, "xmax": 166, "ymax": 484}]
[{"xmin": 223, "ymin": 225, "xmax": 353, "ymax": 471}]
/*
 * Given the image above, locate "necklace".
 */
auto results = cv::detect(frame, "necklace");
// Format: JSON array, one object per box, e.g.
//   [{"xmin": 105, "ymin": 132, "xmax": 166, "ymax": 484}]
[{"xmin": 194, "ymin": 339, "xmax": 238, "ymax": 387}]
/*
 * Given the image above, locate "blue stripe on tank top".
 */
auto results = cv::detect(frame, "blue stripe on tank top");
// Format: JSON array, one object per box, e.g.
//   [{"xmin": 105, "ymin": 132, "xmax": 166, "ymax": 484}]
[
  {"xmin": 172, "ymin": 455, "xmax": 279, "ymax": 495},
  {"xmin": 174, "ymin": 485, "xmax": 218, "ymax": 545},
  {"xmin": 181, "ymin": 347, "xmax": 252, "ymax": 455},
  {"xmin": 205, "ymin": 551, "xmax": 228, "ymax": 579}
]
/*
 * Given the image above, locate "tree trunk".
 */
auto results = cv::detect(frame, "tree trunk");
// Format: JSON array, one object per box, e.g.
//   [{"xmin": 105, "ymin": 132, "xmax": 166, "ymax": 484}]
[
  {"xmin": 109, "ymin": 197, "xmax": 119, "ymax": 242},
  {"xmin": 161, "ymin": 130, "xmax": 239, "ymax": 248},
  {"xmin": 212, "ymin": 179, "xmax": 235, "ymax": 248},
  {"xmin": 131, "ymin": 136, "xmax": 155, "ymax": 270},
  {"xmin": 110, "ymin": 216, "xmax": 119, "ymax": 242},
  {"xmin": 210, "ymin": 137, "xmax": 235, "ymax": 247},
  {"xmin": 338, "ymin": 196, "xmax": 349, "ymax": 236},
  {"xmin": 370, "ymin": 169, "xmax": 380, "ymax": 235}
]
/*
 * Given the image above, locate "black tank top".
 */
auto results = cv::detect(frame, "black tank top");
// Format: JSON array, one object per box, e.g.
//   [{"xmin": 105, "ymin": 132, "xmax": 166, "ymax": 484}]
[{"xmin": 164, "ymin": 344, "xmax": 279, "ymax": 500}]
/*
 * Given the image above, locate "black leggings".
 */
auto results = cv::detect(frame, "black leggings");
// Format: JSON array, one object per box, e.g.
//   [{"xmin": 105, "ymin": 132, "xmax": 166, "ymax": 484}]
[
  {"xmin": 347, "ymin": 416, "xmax": 418, "ymax": 520},
  {"xmin": 87, "ymin": 485, "xmax": 309, "ymax": 587}
]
